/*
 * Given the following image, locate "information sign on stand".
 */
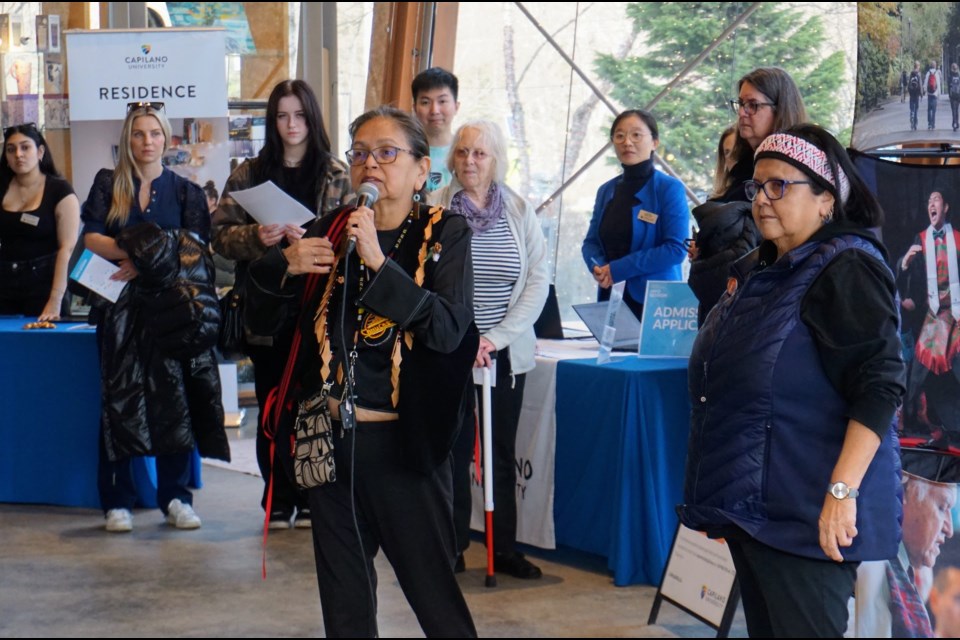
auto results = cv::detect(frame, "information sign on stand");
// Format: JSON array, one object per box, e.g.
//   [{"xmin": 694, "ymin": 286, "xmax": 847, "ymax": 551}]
[
  {"xmin": 638, "ymin": 281, "xmax": 699, "ymax": 358},
  {"xmin": 65, "ymin": 28, "xmax": 229, "ymax": 202},
  {"xmin": 648, "ymin": 523, "xmax": 740, "ymax": 637}
]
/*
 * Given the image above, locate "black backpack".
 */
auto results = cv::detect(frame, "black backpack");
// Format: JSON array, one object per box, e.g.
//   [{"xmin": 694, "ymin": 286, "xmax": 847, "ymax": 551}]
[
  {"xmin": 909, "ymin": 72, "xmax": 921, "ymax": 95},
  {"xmin": 950, "ymin": 73, "xmax": 960, "ymax": 99}
]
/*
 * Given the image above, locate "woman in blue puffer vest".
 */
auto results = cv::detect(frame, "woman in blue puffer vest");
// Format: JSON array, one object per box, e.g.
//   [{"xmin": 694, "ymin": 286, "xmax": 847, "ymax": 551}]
[{"xmin": 679, "ymin": 124, "xmax": 906, "ymax": 637}]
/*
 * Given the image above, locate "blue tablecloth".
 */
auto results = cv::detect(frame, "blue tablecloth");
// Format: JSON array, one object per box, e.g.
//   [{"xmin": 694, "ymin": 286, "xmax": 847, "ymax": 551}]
[
  {"xmin": 554, "ymin": 355, "xmax": 691, "ymax": 586},
  {"xmin": 0, "ymin": 317, "xmax": 201, "ymax": 509}
]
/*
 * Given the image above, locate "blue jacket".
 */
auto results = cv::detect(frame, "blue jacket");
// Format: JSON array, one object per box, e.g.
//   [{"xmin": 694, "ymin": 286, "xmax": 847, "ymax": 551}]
[
  {"xmin": 581, "ymin": 171, "xmax": 688, "ymax": 304},
  {"xmin": 679, "ymin": 233, "xmax": 902, "ymax": 561}
]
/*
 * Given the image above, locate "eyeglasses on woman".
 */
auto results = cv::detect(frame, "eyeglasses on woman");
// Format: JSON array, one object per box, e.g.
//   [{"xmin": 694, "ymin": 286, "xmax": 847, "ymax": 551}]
[{"xmin": 744, "ymin": 178, "xmax": 813, "ymax": 201}]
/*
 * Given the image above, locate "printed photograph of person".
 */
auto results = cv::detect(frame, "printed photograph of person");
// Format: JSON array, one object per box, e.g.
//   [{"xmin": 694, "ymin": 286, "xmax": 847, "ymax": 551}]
[
  {"xmin": 930, "ymin": 564, "xmax": 960, "ymax": 638},
  {"xmin": 849, "ymin": 151, "xmax": 960, "ymax": 441},
  {"xmin": 853, "ymin": 472, "xmax": 957, "ymax": 637}
]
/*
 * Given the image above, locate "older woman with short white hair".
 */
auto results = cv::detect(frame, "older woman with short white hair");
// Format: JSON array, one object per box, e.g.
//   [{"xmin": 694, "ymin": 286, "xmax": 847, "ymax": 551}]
[{"xmin": 430, "ymin": 119, "xmax": 549, "ymax": 579}]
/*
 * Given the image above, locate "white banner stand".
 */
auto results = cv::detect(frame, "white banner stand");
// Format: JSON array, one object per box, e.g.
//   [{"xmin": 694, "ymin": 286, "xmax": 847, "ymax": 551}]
[{"xmin": 65, "ymin": 28, "xmax": 230, "ymax": 200}]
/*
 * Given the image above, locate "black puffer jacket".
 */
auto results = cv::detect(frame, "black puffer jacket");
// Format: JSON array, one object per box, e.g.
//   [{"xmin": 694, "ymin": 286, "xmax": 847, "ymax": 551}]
[
  {"xmin": 99, "ymin": 222, "xmax": 230, "ymax": 462},
  {"xmin": 688, "ymin": 200, "xmax": 760, "ymax": 324}
]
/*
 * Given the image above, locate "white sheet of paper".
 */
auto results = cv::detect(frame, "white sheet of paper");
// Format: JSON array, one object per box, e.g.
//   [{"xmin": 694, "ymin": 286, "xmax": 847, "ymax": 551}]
[
  {"xmin": 228, "ymin": 181, "xmax": 316, "ymax": 227},
  {"xmin": 69, "ymin": 249, "xmax": 127, "ymax": 303}
]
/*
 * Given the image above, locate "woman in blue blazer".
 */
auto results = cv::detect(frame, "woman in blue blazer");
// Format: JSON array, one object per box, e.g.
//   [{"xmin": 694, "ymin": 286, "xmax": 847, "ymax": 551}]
[{"xmin": 582, "ymin": 109, "xmax": 689, "ymax": 319}]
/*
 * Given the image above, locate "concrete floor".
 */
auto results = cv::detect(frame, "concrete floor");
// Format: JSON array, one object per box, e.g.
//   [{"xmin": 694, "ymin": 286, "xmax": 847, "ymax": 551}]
[{"xmin": 0, "ymin": 425, "xmax": 748, "ymax": 638}]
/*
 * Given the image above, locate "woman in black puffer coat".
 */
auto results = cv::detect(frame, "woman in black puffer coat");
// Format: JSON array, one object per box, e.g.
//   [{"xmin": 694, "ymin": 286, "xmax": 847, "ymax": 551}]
[{"xmin": 82, "ymin": 103, "xmax": 228, "ymax": 533}]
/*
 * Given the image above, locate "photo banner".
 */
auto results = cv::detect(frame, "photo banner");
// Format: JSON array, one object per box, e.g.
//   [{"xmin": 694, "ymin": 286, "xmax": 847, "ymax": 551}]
[
  {"xmin": 852, "ymin": 3, "xmax": 960, "ymax": 151},
  {"xmin": 852, "ymin": 150, "xmax": 960, "ymax": 440},
  {"xmin": 848, "ymin": 153, "xmax": 960, "ymax": 638}
]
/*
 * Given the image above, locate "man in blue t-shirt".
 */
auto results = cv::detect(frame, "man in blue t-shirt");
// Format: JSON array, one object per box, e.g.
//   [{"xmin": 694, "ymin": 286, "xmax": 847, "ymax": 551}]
[{"xmin": 412, "ymin": 67, "xmax": 460, "ymax": 192}]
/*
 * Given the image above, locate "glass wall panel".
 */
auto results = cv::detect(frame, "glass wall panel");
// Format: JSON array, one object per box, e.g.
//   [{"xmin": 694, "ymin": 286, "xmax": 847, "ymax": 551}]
[{"xmin": 452, "ymin": 2, "xmax": 857, "ymax": 321}]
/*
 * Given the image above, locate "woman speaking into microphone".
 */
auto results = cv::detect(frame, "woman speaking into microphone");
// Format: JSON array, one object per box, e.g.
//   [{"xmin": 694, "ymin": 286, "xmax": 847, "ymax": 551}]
[{"xmin": 247, "ymin": 105, "xmax": 478, "ymax": 637}]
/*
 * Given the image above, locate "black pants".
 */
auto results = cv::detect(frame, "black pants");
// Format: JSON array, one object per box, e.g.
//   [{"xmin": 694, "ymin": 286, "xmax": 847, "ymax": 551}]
[
  {"xmin": 951, "ymin": 97, "xmax": 960, "ymax": 130},
  {"xmin": 726, "ymin": 537, "xmax": 857, "ymax": 638},
  {"xmin": 0, "ymin": 253, "xmax": 56, "ymax": 316},
  {"xmin": 247, "ymin": 341, "xmax": 307, "ymax": 515},
  {"xmin": 307, "ymin": 421, "xmax": 476, "ymax": 638},
  {"xmin": 452, "ymin": 348, "xmax": 526, "ymax": 554},
  {"xmin": 910, "ymin": 93, "xmax": 920, "ymax": 129}
]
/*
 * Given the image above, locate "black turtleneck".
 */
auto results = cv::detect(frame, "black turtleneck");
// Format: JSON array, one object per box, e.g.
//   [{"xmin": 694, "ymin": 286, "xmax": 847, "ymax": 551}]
[{"xmin": 599, "ymin": 158, "xmax": 654, "ymax": 261}]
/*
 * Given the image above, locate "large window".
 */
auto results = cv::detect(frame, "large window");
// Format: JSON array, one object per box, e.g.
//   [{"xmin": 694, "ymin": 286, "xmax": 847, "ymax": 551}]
[{"xmin": 450, "ymin": 2, "xmax": 858, "ymax": 320}]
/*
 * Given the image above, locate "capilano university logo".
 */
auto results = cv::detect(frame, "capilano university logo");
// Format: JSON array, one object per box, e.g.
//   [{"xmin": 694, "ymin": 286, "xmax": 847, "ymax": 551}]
[{"xmin": 125, "ymin": 44, "xmax": 168, "ymax": 69}]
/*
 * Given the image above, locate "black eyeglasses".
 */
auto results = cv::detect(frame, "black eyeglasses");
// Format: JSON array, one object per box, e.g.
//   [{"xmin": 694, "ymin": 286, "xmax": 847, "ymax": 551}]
[
  {"xmin": 744, "ymin": 178, "xmax": 813, "ymax": 201},
  {"xmin": 729, "ymin": 99, "xmax": 776, "ymax": 116},
  {"xmin": 345, "ymin": 145, "xmax": 414, "ymax": 167},
  {"xmin": 3, "ymin": 122, "xmax": 38, "ymax": 138},
  {"xmin": 127, "ymin": 101, "xmax": 165, "ymax": 113}
]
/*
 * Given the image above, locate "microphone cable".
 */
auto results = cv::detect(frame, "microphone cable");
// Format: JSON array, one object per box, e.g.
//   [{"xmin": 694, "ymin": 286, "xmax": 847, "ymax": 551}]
[{"xmin": 338, "ymin": 237, "xmax": 378, "ymax": 630}]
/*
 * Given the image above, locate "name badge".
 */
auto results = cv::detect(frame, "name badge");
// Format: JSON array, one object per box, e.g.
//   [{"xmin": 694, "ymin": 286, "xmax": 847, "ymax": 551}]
[
  {"xmin": 638, "ymin": 209, "xmax": 658, "ymax": 224},
  {"xmin": 20, "ymin": 213, "xmax": 40, "ymax": 226}
]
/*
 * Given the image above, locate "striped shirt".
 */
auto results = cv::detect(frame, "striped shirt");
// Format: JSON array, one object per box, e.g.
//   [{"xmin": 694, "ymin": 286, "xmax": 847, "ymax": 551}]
[{"xmin": 472, "ymin": 215, "xmax": 520, "ymax": 333}]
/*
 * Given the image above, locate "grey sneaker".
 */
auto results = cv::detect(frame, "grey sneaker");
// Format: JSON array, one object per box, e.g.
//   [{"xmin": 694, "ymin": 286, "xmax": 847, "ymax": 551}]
[
  {"xmin": 165, "ymin": 499, "xmax": 201, "ymax": 529},
  {"xmin": 105, "ymin": 508, "xmax": 133, "ymax": 532}
]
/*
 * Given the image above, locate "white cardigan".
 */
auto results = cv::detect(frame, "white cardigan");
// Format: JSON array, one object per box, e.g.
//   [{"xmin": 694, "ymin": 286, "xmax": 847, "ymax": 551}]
[{"xmin": 430, "ymin": 178, "xmax": 549, "ymax": 375}]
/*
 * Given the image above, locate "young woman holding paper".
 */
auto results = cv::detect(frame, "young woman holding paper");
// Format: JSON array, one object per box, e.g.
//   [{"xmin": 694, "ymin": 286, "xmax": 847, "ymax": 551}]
[{"xmin": 212, "ymin": 79, "xmax": 352, "ymax": 529}]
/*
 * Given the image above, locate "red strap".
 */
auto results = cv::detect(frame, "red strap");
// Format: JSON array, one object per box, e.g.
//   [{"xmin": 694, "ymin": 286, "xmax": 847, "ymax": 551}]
[
  {"xmin": 261, "ymin": 207, "xmax": 353, "ymax": 579},
  {"xmin": 473, "ymin": 404, "xmax": 482, "ymax": 483},
  {"xmin": 261, "ymin": 439, "xmax": 277, "ymax": 579}
]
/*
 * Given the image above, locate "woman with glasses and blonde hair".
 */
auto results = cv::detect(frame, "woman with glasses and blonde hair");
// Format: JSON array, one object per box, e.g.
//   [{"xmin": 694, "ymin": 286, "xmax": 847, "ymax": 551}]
[
  {"xmin": 431, "ymin": 120, "xmax": 549, "ymax": 578},
  {"xmin": 82, "ymin": 102, "xmax": 229, "ymax": 533},
  {"xmin": 0, "ymin": 122, "xmax": 79, "ymax": 320},
  {"xmin": 247, "ymin": 105, "xmax": 477, "ymax": 636},
  {"xmin": 213, "ymin": 79, "xmax": 352, "ymax": 530},
  {"xmin": 680, "ymin": 124, "xmax": 904, "ymax": 637},
  {"xmin": 581, "ymin": 108, "xmax": 689, "ymax": 320}
]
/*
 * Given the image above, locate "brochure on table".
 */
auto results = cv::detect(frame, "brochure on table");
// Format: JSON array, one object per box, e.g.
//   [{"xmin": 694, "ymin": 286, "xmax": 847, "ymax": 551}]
[
  {"xmin": 638, "ymin": 281, "xmax": 699, "ymax": 358},
  {"xmin": 65, "ymin": 28, "xmax": 229, "ymax": 203}
]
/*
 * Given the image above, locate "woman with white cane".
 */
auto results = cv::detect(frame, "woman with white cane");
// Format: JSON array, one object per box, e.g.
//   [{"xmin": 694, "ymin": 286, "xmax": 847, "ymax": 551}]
[{"xmin": 432, "ymin": 119, "xmax": 549, "ymax": 578}]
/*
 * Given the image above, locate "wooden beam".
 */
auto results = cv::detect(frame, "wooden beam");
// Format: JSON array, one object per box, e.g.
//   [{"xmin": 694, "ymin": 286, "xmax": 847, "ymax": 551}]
[
  {"xmin": 431, "ymin": 2, "xmax": 458, "ymax": 71},
  {"xmin": 365, "ymin": 2, "xmax": 431, "ymax": 111}
]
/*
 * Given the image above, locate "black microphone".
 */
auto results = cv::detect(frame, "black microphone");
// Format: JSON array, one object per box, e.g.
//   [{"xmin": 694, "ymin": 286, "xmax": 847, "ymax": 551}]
[{"xmin": 346, "ymin": 183, "xmax": 380, "ymax": 254}]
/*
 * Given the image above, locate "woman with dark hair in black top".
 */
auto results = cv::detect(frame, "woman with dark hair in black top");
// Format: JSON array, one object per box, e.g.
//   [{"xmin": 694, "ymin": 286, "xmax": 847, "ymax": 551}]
[{"xmin": 0, "ymin": 123, "xmax": 80, "ymax": 319}]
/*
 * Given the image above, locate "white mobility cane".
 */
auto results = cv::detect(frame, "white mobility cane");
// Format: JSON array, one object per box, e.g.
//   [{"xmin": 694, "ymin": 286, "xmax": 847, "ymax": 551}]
[{"xmin": 481, "ymin": 364, "xmax": 496, "ymax": 587}]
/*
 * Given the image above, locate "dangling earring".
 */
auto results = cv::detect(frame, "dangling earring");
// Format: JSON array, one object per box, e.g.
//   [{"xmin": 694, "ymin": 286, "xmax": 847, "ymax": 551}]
[{"xmin": 412, "ymin": 193, "xmax": 422, "ymax": 203}]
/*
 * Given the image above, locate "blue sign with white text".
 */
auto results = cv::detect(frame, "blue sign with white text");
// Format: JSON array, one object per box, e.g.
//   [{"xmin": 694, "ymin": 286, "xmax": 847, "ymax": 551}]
[{"xmin": 638, "ymin": 281, "xmax": 698, "ymax": 358}]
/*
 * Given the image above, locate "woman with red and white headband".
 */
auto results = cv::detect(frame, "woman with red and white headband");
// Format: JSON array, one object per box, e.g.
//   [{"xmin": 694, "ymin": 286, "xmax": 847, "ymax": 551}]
[{"xmin": 679, "ymin": 123, "xmax": 905, "ymax": 637}]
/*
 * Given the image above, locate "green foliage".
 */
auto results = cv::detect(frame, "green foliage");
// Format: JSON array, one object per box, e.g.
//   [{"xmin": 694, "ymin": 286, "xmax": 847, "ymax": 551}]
[
  {"xmin": 856, "ymin": 37, "xmax": 891, "ymax": 115},
  {"xmin": 594, "ymin": 2, "xmax": 845, "ymax": 192}
]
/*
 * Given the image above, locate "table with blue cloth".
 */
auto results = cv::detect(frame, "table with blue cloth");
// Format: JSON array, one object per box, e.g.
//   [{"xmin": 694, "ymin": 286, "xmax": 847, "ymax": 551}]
[
  {"xmin": 553, "ymin": 355, "xmax": 691, "ymax": 586},
  {"xmin": 0, "ymin": 317, "xmax": 201, "ymax": 509}
]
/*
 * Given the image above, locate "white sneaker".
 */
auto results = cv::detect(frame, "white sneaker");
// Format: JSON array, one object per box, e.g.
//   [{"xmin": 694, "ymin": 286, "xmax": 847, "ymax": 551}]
[
  {"xmin": 105, "ymin": 508, "xmax": 133, "ymax": 532},
  {"xmin": 165, "ymin": 499, "xmax": 201, "ymax": 529}
]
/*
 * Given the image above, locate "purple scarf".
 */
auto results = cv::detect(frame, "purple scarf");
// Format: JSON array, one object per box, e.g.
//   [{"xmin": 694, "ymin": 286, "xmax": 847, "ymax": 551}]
[{"xmin": 449, "ymin": 183, "xmax": 505, "ymax": 234}]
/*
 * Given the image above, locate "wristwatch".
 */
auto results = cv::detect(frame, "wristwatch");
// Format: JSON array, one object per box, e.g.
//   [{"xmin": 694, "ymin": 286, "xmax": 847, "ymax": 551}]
[{"xmin": 828, "ymin": 481, "xmax": 859, "ymax": 500}]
